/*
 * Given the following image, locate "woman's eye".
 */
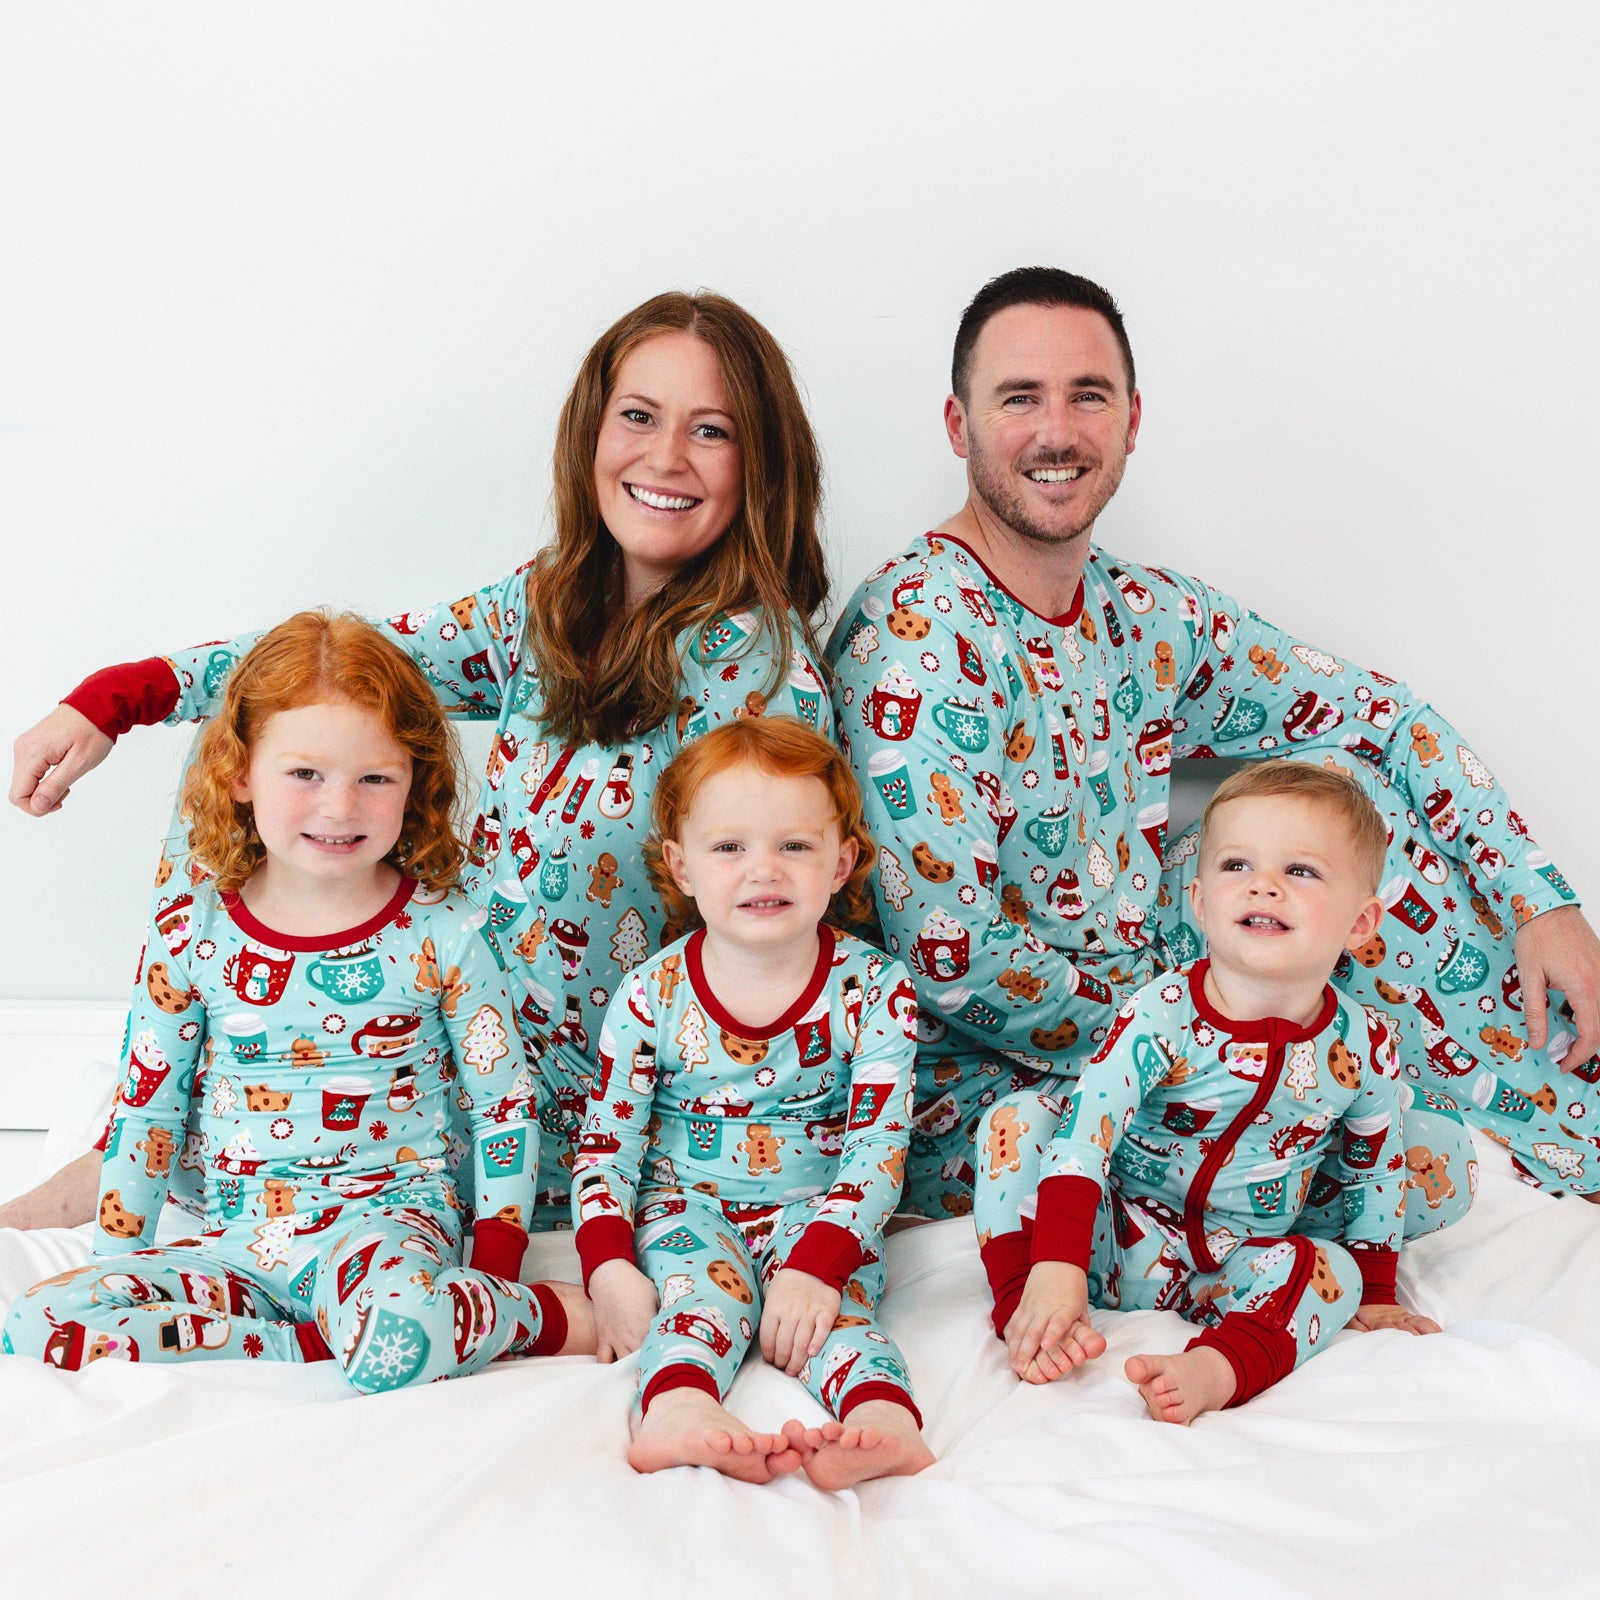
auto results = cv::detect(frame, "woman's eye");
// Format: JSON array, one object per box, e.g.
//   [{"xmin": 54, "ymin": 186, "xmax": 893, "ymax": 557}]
[
  {"xmin": 621, "ymin": 408, "xmax": 652, "ymax": 426},
  {"xmin": 695, "ymin": 423, "xmax": 730, "ymax": 442}
]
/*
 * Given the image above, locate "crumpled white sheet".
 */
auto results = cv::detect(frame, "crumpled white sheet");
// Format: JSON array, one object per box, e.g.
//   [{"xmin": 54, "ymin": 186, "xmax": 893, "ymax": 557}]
[{"xmin": 2, "ymin": 1126, "xmax": 1597, "ymax": 1599}]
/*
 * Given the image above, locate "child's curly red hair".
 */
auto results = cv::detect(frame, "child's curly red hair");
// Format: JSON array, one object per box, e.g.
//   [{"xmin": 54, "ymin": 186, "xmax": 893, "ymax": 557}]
[
  {"xmin": 181, "ymin": 610, "xmax": 467, "ymax": 895},
  {"xmin": 644, "ymin": 717, "xmax": 877, "ymax": 932}
]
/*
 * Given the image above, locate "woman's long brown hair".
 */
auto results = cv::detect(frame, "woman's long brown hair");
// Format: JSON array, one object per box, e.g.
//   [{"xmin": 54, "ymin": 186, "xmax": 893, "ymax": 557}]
[{"xmin": 527, "ymin": 291, "xmax": 827, "ymax": 747}]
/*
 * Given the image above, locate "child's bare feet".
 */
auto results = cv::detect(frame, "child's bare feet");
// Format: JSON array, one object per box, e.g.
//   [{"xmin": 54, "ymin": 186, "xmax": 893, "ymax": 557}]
[
  {"xmin": 537, "ymin": 1280, "xmax": 597, "ymax": 1356},
  {"xmin": 780, "ymin": 1400, "xmax": 935, "ymax": 1490},
  {"xmin": 628, "ymin": 1388, "xmax": 802, "ymax": 1482},
  {"xmin": 1125, "ymin": 1348, "xmax": 1237, "ymax": 1425},
  {"xmin": 0, "ymin": 1150, "xmax": 99, "ymax": 1232}
]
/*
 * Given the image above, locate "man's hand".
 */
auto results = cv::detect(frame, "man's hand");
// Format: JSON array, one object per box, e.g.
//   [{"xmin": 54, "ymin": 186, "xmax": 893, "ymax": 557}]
[
  {"xmin": 11, "ymin": 705, "xmax": 113, "ymax": 816},
  {"xmin": 586, "ymin": 1258, "xmax": 658, "ymax": 1363},
  {"xmin": 759, "ymin": 1268, "xmax": 841, "ymax": 1375},
  {"xmin": 1349, "ymin": 1302, "xmax": 1441, "ymax": 1336},
  {"xmin": 1003, "ymin": 1260, "xmax": 1108, "ymax": 1383},
  {"xmin": 1515, "ymin": 904, "xmax": 1600, "ymax": 1070}
]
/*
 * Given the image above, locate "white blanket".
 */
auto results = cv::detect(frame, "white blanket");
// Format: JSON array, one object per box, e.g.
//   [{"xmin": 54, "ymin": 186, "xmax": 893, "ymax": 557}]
[{"xmin": 2, "ymin": 1123, "xmax": 1597, "ymax": 1598}]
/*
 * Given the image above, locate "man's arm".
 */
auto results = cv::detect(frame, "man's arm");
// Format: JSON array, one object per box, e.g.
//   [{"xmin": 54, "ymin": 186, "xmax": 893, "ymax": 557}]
[{"xmin": 1166, "ymin": 566, "xmax": 1597, "ymax": 1064}]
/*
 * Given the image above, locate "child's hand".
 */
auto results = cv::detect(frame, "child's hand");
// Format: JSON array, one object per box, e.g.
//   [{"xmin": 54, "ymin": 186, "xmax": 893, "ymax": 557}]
[
  {"xmin": 1005, "ymin": 1260, "xmax": 1107, "ymax": 1383},
  {"xmin": 760, "ymin": 1268, "xmax": 842, "ymax": 1376},
  {"xmin": 1349, "ymin": 1302, "xmax": 1442, "ymax": 1336},
  {"xmin": 587, "ymin": 1259, "xmax": 659, "ymax": 1362}
]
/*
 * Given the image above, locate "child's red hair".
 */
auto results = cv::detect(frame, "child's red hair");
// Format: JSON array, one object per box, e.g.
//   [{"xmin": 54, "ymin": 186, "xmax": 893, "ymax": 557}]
[
  {"xmin": 181, "ymin": 610, "xmax": 467, "ymax": 895},
  {"xmin": 645, "ymin": 717, "xmax": 877, "ymax": 931}
]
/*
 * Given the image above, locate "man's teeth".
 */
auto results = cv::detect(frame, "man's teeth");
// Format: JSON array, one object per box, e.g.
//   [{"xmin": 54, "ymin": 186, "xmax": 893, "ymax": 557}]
[
  {"xmin": 1026, "ymin": 467, "xmax": 1084, "ymax": 483},
  {"xmin": 628, "ymin": 484, "xmax": 700, "ymax": 511}
]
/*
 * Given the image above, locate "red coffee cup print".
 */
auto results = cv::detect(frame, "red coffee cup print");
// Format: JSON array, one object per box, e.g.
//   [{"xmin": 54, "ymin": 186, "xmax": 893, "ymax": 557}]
[
  {"xmin": 122, "ymin": 1031, "xmax": 173, "ymax": 1107},
  {"xmin": 863, "ymin": 664, "xmax": 923, "ymax": 741},
  {"xmin": 550, "ymin": 918, "xmax": 590, "ymax": 980},
  {"xmin": 224, "ymin": 942, "xmax": 295, "ymax": 1006},
  {"xmin": 321, "ymin": 1076, "xmax": 375, "ymax": 1130}
]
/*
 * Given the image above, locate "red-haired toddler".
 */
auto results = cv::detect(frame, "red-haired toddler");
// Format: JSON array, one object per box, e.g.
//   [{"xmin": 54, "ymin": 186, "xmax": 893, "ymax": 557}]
[
  {"xmin": 573, "ymin": 718, "xmax": 933, "ymax": 1488},
  {"xmin": 5, "ymin": 612, "xmax": 593, "ymax": 1386}
]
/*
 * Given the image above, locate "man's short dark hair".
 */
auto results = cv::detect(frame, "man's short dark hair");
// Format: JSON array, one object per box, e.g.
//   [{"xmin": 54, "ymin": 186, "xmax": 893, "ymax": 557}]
[{"xmin": 952, "ymin": 267, "xmax": 1136, "ymax": 403}]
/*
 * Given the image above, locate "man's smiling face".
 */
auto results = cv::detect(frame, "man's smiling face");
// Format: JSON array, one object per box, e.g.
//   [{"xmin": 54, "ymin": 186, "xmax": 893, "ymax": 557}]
[{"xmin": 947, "ymin": 301, "xmax": 1140, "ymax": 550}]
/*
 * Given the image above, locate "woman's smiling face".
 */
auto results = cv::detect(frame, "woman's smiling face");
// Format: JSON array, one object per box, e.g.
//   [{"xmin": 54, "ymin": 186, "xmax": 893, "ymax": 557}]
[{"xmin": 593, "ymin": 331, "xmax": 745, "ymax": 611}]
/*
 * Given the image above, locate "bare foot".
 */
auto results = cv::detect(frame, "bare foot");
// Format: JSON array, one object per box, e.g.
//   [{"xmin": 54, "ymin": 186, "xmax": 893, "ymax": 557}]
[
  {"xmin": 537, "ymin": 1280, "xmax": 597, "ymax": 1356},
  {"xmin": 627, "ymin": 1387, "xmax": 802, "ymax": 1482},
  {"xmin": 1125, "ymin": 1348, "xmax": 1237, "ymax": 1425},
  {"xmin": 782, "ymin": 1400, "xmax": 935, "ymax": 1490},
  {"xmin": 0, "ymin": 1150, "xmax": 100, "ymax": 1231}
]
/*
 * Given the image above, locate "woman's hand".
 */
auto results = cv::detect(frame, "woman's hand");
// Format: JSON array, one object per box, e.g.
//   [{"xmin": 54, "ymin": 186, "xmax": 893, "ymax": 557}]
[
  {"xmin": 11, "ymin": 705, "xmax": 113, "ymax": 816},
  {"xmin": 759, "ymin": 1268, "xmax": 842, "ymax": 1375},
  {"xmin": 586, "ymin": 1258, "xmax": 659, "ymax": 1363}
]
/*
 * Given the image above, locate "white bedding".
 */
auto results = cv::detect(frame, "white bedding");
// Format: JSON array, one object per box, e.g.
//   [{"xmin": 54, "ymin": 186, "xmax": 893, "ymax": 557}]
[{"xmin": 3, "ymin": 1082, "xmax": 1598, "ymax": 1599}]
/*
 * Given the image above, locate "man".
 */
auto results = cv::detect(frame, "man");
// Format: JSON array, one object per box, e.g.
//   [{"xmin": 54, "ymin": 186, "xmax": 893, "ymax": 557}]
[{"xmin": 827, "ymin": 266, "xmax": 1600, "ymax": 1221}]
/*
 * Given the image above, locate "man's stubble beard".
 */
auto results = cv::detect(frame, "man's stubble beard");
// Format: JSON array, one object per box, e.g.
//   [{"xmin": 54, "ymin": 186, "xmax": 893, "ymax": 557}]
[{"xmin": 967, "ymin": 436, "xmax": 1126, "ymax": 549}]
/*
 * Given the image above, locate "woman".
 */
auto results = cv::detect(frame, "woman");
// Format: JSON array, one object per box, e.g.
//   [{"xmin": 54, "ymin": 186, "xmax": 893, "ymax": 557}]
[{"xmin": 5, "ymin": 290, "xmax": 833, "ymax": 1229}]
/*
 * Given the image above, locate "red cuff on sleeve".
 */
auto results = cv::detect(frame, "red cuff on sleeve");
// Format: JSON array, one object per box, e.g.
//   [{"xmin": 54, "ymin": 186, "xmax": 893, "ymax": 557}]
[
  {"xmin": 1351, "ymin": 1244, "xmax": 1399, "ymax": 1305},
  {"xmin": 575, "ymin": 1216, "xmax": 637, "ymax": 1290},
  {"xmin": 782, "ymin": 1220, "xmax": 864, "ymax": 1291},
  {"xmin": 63, "ymin": 658, "xmax": 182, "ymax": 740},
  {"xmin": 469, "ymin": 1217, "xmax": 528, "ymax": 1281},
  {"xmin": 1031, "ymin": 1175, "xmax": 1103, "ymax": 1269}
]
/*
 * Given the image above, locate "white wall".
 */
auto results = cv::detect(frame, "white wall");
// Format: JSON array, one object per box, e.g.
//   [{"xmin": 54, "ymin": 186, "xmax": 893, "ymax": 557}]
[{"xmin": 3, "ymin": 2, "xmax": 1595, "ymax": 1003}]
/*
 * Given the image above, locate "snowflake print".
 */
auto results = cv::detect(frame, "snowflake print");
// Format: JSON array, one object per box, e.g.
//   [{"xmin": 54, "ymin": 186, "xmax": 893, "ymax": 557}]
[
  {"xmin": 196, "ymin": 939, "xmax": 217, "ymax": 961},
  {"xmin": 270, "ymin": 1118, "xmax": 293, "ymax": 1140},
  {"xmin": 323, "ymin": 1013, "xmax": 347, "ymax": 1034},
  {"xmin": 370, "ymin": 1120, "xmax": 389, "ymax": 1141},
  {"xmin": 958, "ymin": 885, "xmax": 976, "ymax": 905},
  {"xmin": 242, "ymin": 1333, "xmax": 264, "ymax": 1358},
  {"xmin": 719, "ymin": 664, "xmax": 740, "ymax": 681},
  {"xmin": 580, "ymin": 820, "xmax": 596, "ymax": 841},
  {"xmin": 330, "ymin": 964, "xmax": 374, "ymax": 1000},
  {"xmin": 364, "ymin": 1326, "xmax": 425, "ymax": 1382}
]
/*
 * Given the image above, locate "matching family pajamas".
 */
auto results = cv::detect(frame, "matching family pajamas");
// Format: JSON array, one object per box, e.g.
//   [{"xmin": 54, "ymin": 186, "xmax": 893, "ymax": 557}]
[
  {"xmin": 571, "ymin": 927, "xmax": 921, "ymax": 1421},
  {"xmin": 827, "ymin": 535, "xmax": 1588, "ymax": 1223},
  {"xmin": 977, "ymin": 962, "xmax": 1408, "ymax": 1404},
  {"xmin": 4, "ymin": 879, "xmax": 566, "ymax": 1389},
  {"xmin": 68, "ymin": 575, "xmax": 833, "ymax": 1223}
]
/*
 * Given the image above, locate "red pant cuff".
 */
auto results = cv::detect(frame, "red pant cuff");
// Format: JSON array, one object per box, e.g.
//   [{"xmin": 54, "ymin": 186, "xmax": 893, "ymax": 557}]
[
  {"xmin": 640, "ymin": 1362, "xmax": 721, "ymax": 1415},
  {"xmin": 838, "ymin": 1380, "xmax": 923, "ymax": 1430},
  {"xmin": 528, "ymin": 1283, "xmax": 568, "ymax": 1356}
]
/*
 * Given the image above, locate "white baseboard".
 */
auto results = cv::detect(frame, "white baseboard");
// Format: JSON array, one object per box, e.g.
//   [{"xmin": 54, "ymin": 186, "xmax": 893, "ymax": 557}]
[{"xmin": 0, "ymin": 1001, "xmax": 127, "ymax": 1130}]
